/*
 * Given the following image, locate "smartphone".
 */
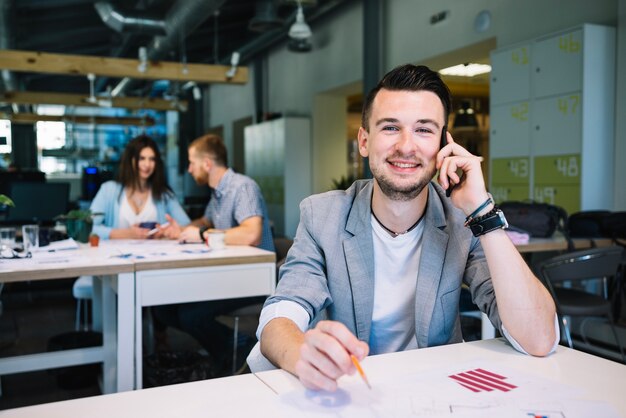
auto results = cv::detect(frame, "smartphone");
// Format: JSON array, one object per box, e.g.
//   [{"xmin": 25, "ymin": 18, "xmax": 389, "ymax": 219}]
[
  {"xmin": 440, "ymin": 126, "xmax": 454, "ymax": 197},
  {"xmin": 440, "ymin": 125, "xmax": 448, "ymax": 149}
]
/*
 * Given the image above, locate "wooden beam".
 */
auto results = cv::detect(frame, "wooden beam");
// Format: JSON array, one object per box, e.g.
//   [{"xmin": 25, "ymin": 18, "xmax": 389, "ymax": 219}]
[
  {"xmin": 0, "ymin": 91, "xmax": 188, "ymax": 112},
  {"xmin": 1, "ymin": 113, "xmax": 155, "ymax": 126},
  {"xmin": 0, "ymin": 49, "xmax": 248, "ymax": 84}
]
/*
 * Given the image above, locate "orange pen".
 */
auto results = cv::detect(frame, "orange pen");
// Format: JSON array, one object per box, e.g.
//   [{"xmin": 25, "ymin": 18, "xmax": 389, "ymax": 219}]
[{"xmin": 350, "ymin": 354, "xmax": 372, "ymax": 389}]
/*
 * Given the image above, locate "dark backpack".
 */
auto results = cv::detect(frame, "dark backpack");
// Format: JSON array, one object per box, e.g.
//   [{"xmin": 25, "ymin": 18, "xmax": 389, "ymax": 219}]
[
  {"xmin": 500, "ymin": 201, "xmax": 568, "ymax": 238},
  {"xmin": 568, "ymin": 211, "xmax": 626, "ymax": 240}
]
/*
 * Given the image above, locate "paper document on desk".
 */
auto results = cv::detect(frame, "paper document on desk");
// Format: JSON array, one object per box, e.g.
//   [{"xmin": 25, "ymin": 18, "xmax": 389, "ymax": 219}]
[
  {"xmin": 32, "ymin": 238, "xmax": 79, "ymax": 252},
  {"xmin": 277, "ymin": 361, "xmax": 620, "ymax": 417}
]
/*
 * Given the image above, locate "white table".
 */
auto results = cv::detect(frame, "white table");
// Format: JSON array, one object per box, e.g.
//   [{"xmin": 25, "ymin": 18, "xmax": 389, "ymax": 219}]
[
  {"xmin": 256, "ymin": 338, "xmax": 626, "ymax": 417},
  {"xmin": 0, "ymin": 244, "xmax": 135, "ymax": 393},
  {"xmin": 105, "ymin": 240, "xmax": 276, "ymax": 389},
  {"xmin": 0, "ymin": 240, "xmax": 275, "ymax": 393},
  {"xmin": 3, "ymin": 339, "xmax": 625, "ymax": 417}
]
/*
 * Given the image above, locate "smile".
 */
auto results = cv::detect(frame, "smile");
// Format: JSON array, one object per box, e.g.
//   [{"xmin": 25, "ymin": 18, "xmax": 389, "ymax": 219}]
[{"xmin": 389, "ymin": 161, "xmax": 418, "ymax": 169}]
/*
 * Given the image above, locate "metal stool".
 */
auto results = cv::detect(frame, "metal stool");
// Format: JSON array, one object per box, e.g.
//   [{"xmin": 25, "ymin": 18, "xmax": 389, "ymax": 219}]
[{"xmin": 72, "ymin": 275, "xmax": 93, "ymax": 331}]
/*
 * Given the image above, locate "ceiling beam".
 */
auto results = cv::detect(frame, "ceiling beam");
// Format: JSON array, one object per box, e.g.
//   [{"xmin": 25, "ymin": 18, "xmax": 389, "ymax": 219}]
[
  {"xmin": 0, "ymin": 49, "xmax": 248, "ymax": 84},
  {"xmin": 0, "ymin": 91, "xmax": 188, "ymax": 112},
  {"xmin": 1, "ymin": 113, "xmax": 155, "ymax": 126}
]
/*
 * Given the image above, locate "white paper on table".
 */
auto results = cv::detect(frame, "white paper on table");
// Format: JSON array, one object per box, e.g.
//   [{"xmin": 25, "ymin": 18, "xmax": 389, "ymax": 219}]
[
  {"xmin": 33, "ymin": 238, "xmax": 79, "ymax": 252},
  {"xmin": 277, "ymin": 360, "xmax": 620, "ymax": 418}
]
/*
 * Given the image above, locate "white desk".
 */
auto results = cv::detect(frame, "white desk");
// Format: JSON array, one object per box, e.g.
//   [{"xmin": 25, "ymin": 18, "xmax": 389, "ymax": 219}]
[
  {"xmin": 3, "ymin": 339, "xmax": 625, "ymax": 417},
  {"xmin": 256, "ymin": 338, "xmax": 626, "ymax": 417},
  {"xmin": 0, "ymin": 241, "xmax": 275, "ymax": 393},
  {"xmin": 107, "ymin": 240, "xmax": 275, "ymax": 389},
  {"xmin": 0, "ymin": 245, "xmax": 135, "ymax": 393}
]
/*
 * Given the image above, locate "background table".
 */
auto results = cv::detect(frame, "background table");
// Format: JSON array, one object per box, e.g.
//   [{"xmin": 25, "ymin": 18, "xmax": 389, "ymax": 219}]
[
  {"xmin": 0, "ymin": 240, "xmax": 276, "ymax": 393},
  {"xmin": 105, "ymin": 240, "xmax": 276, "ymax": 389},
  {"xmin": 0, "ymin": 244, "xmax": 135, "ymax": 393}
]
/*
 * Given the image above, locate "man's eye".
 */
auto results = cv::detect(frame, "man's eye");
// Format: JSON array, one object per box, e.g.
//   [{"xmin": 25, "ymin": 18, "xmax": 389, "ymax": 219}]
[
  {"xmin": 416, "ymin": 127, "xmax": 433, "ymax": 134},
  {"xmin": 382, "ymin": 126, "xmax": 399, "ymax": 131}
]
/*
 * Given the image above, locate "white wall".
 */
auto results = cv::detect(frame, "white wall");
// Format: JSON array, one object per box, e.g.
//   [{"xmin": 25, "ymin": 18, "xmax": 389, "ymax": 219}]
[
  {"xmin": 207, "ymin": 70, "xmax": 256, "ymax": 165},
  {"xmin": 207, "ymin": 0, "xmax": 625, "ymax": 209},
  {"xmin": 387, "ymin": 0, "xmax": 616, "ymax": 69}
]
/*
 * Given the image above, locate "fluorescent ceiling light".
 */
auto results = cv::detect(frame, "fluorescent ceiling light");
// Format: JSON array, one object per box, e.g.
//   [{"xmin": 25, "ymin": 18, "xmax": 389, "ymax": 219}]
[
  {"xmin": 36, "ymin": 105, "xmax": 66, "ymax": 116},
  {"xmin": 439, "ymin": 63, "xmax": 491, "ymax": 77}
]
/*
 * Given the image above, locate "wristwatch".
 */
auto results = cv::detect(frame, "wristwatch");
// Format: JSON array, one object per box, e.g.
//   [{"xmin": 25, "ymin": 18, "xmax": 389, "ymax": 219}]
[
  {"xmin": 468, "ymin": 207, "xmax": 509, "ymax": 237},
  {"xmin": 199, "ymin": 225, "xmax": 210, "ymax": 241}
]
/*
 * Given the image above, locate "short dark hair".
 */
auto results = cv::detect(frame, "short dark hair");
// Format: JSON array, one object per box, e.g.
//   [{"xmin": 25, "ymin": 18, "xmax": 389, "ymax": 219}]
[
  {"xmin": 117, "ymin": 135, "xmax": 170, "ymax": 199},
  {"xmin": 361, "ymin": 64, "xmax": 452, "ymax": 131},
  {"xmin": 189, "ymin": 134, "xmax": 228, "ymax": 167}
]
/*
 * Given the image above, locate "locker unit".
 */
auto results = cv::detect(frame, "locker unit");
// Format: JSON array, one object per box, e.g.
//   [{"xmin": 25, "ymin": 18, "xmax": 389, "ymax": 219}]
[{"xmin": 489, "ymin": 24, "xmax": 615, "ymax": 214}]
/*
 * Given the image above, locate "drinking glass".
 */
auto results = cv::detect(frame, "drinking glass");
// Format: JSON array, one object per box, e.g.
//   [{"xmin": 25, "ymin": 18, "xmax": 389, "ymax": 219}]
[
  {"xmin": 22, "ymin": 224, "xmax": 39, "ymax": 254},
  {"xmin": 0, "ymin": 227, "xmax": 17, "ymax": 249}
]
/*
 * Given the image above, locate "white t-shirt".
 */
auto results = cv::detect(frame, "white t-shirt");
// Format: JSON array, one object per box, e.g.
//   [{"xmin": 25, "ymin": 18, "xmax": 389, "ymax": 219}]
[
  {"xmin": 369, "ymin": 214, "xmax": 424, "ymax": 354},
  {"xmin": 118, "ymin": 189, "xmax": 158, "ymax": 228}
]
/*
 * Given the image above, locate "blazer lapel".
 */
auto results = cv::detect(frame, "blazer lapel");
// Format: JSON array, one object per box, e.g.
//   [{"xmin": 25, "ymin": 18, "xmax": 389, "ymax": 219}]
[
  {"xmin": 415, "ymin": 183, "xmax": 449, "ymax": 347},
  {"xmin": 344, "ymin": 181, "xmax": 375, "ymax": 342}
]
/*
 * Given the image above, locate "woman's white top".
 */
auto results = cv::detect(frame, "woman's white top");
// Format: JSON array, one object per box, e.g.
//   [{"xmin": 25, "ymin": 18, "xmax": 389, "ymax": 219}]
[{"xmin": 118, "ymin": 189, "xmax": 158, "ymax": 228}]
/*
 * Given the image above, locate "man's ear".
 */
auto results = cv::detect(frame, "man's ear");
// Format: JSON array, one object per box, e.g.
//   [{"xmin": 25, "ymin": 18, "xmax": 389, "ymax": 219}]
[
  {"xmin": 357, "ymin": 127, "xmax": 369, "ymax": 158},
  {"xmin": 203, "ymin": 159, "xmax": 211, "ymax": 173}
]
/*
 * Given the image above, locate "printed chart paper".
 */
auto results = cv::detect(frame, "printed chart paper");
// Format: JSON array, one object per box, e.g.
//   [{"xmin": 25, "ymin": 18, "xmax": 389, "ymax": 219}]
[{"xmin": 277, "ymin": 360, "xmax": 620, "ymax": 417}]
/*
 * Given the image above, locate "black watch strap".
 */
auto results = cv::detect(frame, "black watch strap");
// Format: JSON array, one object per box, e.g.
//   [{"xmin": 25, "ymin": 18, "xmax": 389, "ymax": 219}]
[
  {"xmin": 199, "ymin": 225, "xmax": 209, "ymax": 241},
  {"xmin": 469, "ymin": 208, "xmax": 509, "ymax": 237}
]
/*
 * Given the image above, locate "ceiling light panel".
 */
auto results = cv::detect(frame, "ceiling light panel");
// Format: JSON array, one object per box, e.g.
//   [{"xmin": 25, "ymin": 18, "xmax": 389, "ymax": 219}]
[{"xmin": 439, "ymin": 63, "xmax": 492, "ymax": 77}]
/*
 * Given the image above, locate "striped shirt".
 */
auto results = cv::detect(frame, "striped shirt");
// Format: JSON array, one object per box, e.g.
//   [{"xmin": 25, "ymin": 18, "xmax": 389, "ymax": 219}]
[{"xmin": 204, "ymin": 168, "xmax": 275, "ymax": 252}]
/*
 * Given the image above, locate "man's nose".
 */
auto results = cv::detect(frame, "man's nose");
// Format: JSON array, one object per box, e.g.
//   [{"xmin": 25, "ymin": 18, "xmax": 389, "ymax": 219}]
[{"xmin": 395, "ymin": 131, "xmax": 416, "ymax": 154}]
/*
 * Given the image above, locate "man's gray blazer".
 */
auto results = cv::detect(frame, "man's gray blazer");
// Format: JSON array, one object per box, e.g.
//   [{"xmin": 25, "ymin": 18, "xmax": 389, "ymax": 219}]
[{"xmin": 248, "ymin": 179, "xmax": 503, "ymax": 371}]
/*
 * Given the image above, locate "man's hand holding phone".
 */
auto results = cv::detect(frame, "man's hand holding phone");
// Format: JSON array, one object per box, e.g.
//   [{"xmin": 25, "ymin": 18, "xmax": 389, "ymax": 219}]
[{"xmin": 436, "ymin": 131, "xmax": 490, "ymax": 216}]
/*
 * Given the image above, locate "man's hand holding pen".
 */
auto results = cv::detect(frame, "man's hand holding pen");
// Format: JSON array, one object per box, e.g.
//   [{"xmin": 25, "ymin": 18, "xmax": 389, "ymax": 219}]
[{"xmin": 295, "ymin": 320, "xmax": 369, "ymax": 392}]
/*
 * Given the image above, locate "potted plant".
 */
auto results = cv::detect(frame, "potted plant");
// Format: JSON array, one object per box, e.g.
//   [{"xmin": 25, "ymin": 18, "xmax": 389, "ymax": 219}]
[
  {"xmin": 0, "ymin": 195, "xmax": 15, "ymax": 207},
  {"xmin": 57, "ymin": 209, "xmax": 101, "ymax": 243}
]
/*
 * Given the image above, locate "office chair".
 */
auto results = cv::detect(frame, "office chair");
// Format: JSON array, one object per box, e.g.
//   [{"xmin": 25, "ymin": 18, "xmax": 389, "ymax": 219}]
[
  {"xmin": 538, "ymin": 246, "xmax": 625, "ymax": 362},
  {"xmin": 216, "ymin": 237, "xmax": 294, "ymax": 375}
]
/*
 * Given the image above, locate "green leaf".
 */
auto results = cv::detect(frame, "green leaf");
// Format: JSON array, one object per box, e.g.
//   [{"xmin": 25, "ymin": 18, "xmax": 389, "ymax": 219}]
[{"xmin": 0, "ymin": 194, "xmax": 15, "ymax": 207}]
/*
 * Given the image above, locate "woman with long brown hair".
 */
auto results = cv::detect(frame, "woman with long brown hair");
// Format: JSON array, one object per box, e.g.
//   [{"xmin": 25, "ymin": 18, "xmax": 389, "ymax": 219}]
[{"xmin": 90, "ymin": 135, "xmax": 190, "ymax": 239}]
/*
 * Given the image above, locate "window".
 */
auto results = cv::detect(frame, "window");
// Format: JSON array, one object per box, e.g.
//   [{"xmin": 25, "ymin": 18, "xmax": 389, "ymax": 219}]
[
  {"xmin": 0, "ymin": 119, "xmax": 11, "ymax": 154},
  {"xmin": 36, "ymin": 121, "xmax": 67, "ymax": 173}
]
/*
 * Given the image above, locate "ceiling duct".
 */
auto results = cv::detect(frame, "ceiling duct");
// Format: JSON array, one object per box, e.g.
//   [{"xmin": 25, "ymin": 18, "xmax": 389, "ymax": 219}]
[
  {"xmin": 94, "ymin": 2, "xmax": 167, "ymax": 36},
  {"xmin": 109, "ymin": 0, "xmax": 228, "ymax": 97},
  {"xmin": 249, "ymin": 1, "xmax": 283, "ymax": 32}
]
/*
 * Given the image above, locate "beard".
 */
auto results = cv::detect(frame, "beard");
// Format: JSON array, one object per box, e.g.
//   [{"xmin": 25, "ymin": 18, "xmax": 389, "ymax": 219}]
[
  {"xmin": 192, "ymin": 171, "xmax": 208, "ymax": 185},
  {"xmin": 372, "ymin": 160, "xmax": 436, "ymax": 202}
]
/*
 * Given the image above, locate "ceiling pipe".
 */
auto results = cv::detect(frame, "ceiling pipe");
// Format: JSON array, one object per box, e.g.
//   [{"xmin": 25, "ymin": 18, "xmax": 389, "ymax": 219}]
[
  {"xmin": 108, "ymin": 0, "xmax": 228, "ymax": 97},
  {"xmin": 94, "ymin": 2, "xmax": 167, "ymax": 36}
]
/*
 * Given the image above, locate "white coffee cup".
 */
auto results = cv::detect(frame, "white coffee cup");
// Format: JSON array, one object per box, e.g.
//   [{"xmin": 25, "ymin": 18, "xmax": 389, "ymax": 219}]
[{"xmin": 207, "ymin": 230, "xmax": 225, "ymax": 250}]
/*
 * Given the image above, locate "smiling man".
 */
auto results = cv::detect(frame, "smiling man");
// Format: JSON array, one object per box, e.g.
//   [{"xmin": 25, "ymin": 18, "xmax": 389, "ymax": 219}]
[{"xmin": 252, "ymin": 64, "xmax": 558, "ymax": 391}]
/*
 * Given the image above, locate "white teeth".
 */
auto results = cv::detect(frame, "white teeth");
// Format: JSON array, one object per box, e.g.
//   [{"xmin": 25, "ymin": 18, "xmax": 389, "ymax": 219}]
[{"xmin": 390, "ymin": 162, "xmax": 417, "ymax": 168}]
